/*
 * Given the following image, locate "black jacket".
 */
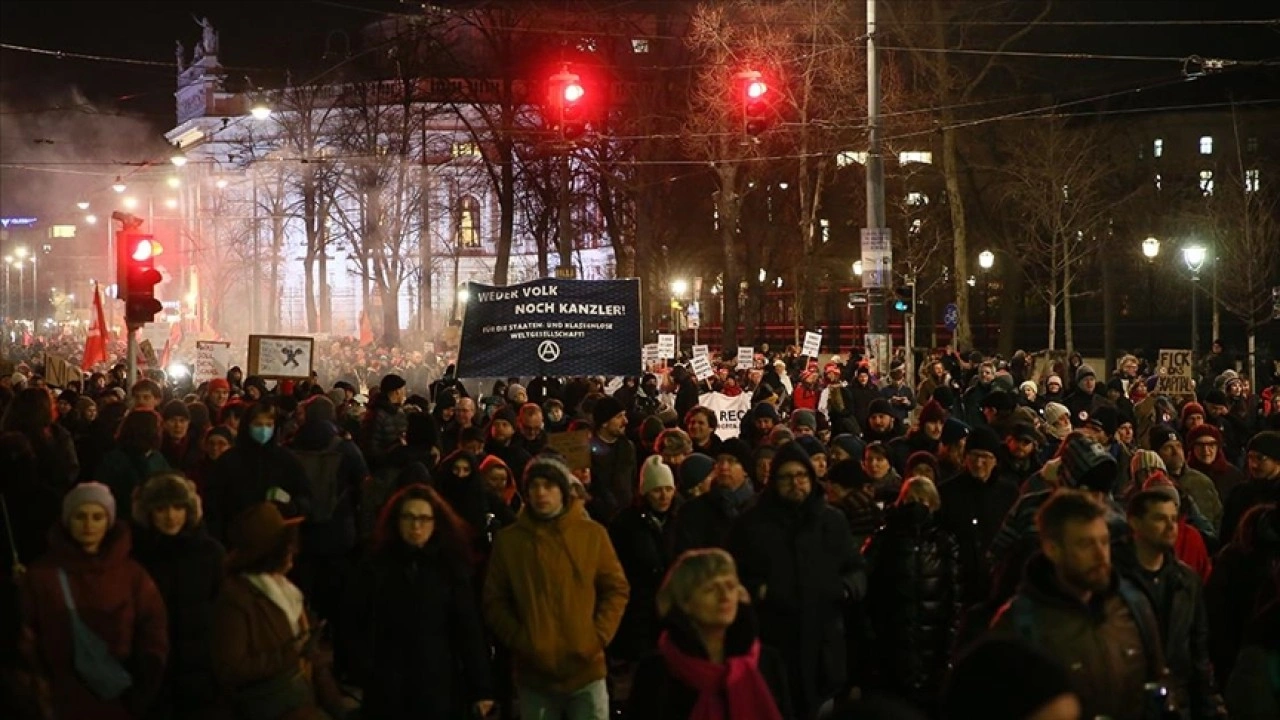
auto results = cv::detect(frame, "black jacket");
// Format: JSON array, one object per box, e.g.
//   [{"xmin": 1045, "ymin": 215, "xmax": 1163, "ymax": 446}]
[
  {"xmin": 936, "ymin": 471, "xmax": 1020, "ymax": 606},
  {"xmin": 672, "ymin": 484, "xmax": 753, "ymax": 556},
  {"xmin": 1113, "ymin": 542, "xmax": 1223, "ymax": 719},
  {"xmin": 344, "ymin": 541, "xmax": 494, "ymax": 719},
  {"xmin": 1219, "ymin": 477, "xmax": 1280, "ymax": 546},
  {"xmin": 131, "ymin": 523, "xmax": 225, "ymax": 714},
  {"xmin": 608, "ymin": 502, "xmax": 680, "ymax": 661},
  {"xmin": 1204, "ymin": 504, "xmax": 1280, "ymax": 689},
  {"xmin": 204, "ymin": 430, "xmax": 311, "ymax": 543},
  {"xmin": 625, "ymin": 607, "xmax": 794, "ymax": 720},
  {"xmin": 727, "ymin": 441, "xmax": 864, "ymax": 720},
  {"xmin": 435, "ymin": 450, "xmax": 516, "ymax": 559},
  {"xmin": 860, "ymin": 502, "xmax": 962, "ymax": 706}
]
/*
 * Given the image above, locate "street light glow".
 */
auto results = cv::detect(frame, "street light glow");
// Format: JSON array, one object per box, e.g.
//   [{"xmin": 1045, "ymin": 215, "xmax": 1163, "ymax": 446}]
[
  {"xmin": 165, "ymin": 198, "xmax": 179, "ymax": 209},
  {"xmin": 250, "ymin": 102, "xmax": 272, "ymax": 120},
  {"xmin": 457, "ymin": 287, "xmax": 471, "ymax": 304},
  {"xmin": 14, "ymin": 246, "xmax": 28, "ymax": 259},
  {"xmin": 215, "ymin": 178, "xmax": 229, "ymax": 189},
  {"xmin": 978, "ymin": 250, "xmax": 995, "ymax": 270},
  {"xmin": 167, "ymin": 176, "xmax": 181, "ymax": 188},
  {"xmin": 1142, "ymin": 236, "xmax": 1160, "ymax": 259},
  {"xmin": 112, "ymin": 176, "xmax": 126, "ymax": 193},
  {"xmin": 852, "ymin": 260, "xmax": 863, "ymax": 276},
  {"xmin": 84, "ymin": 214, "xmax": 98, "ymax": 225},
  {"xmin": 1182, "ymin": 244, "xmax": 1207, "ymax": 272},
  {"xmin": 76, "ymin": 201, "xmax": 90, "ymax": 210},
  {"xmin": 123, "ymin": 196, "xmax": 138, "ymax": 210},
  {"xmin": 670, "ymin": 279, "xmax": 689, "ymax": 296},
  {"xmin": 170, "ymin": 147, "xmax": 188, "ymax": 167}
]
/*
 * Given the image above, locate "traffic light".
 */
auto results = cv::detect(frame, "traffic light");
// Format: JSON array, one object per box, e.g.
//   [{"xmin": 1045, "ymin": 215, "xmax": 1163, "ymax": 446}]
[
  {"xmin": 891, "ymin": 286, "xmax": 914, "ymax": 313},
  {"xmin": 549, "ymin": 69, "xmax": 586, "ymax": 141},
  {"xmin": 740, "ymin": 70, "xmax": 771, "ymax": 137},
  {"xmin": 123, "ymin": 233, "xmax": 163, "ymax": 325},
  {"xmin": 113, "ymin": 211, "xmax": 144, "ymax": 294}
]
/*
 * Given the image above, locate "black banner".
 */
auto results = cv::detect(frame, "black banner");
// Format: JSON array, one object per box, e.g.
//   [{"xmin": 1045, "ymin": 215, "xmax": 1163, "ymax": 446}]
[{"xmin": 455, "ymin": 278, "xmax": 641, "ymax": 378}]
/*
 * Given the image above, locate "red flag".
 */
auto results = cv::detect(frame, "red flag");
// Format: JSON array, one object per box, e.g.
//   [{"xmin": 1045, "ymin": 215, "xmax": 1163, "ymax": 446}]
[
  {"xmin": 82, "ymin": 283, "xmax": 108, "ymax": 370},
  {"xmin": 159, "ymin": 321, "xmax": 182, "ymax": 368},
  {"xmin": 358, "ymin": 310, "xmax": 374, "ymax": 347}
]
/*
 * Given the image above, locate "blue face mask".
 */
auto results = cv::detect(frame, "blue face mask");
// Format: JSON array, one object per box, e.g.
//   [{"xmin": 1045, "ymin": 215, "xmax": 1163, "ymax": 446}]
[{"xmin": 250, "ymin": 425, "xmax": 274, "ymax": 445}]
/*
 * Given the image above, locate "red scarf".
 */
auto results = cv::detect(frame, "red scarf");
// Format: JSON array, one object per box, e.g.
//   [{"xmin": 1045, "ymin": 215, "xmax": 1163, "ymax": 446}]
[{"xmin": 658, "ymin": 631, "xmax": 782, "ymax": 720}]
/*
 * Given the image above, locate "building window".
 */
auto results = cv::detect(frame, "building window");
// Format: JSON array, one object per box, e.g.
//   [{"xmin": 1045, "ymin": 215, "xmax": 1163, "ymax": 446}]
[
  {"xmin": 631, "ymin": 38, "xmax": 650, "ymax": 53},
  {"xmin": 820, "ymin": 218, "xmax": 830, "ymax": 243},
  {"xmin": 1199, "ymin": 136, "xmax": 1213, "ymax": 155},
  {"xmin": 1246, "ymin": 137, "xmax": 1259, "ymax": 153},
  {"xmin": 1153, "ymin": 138, "xmax": 1163, "ymax": 158},
  {"xmin": 906, "ymin": 192, "xmax": 928, "ymax": 206},
  {"xmin": 1199, "ymin": 170, "xmax": 1214, "ymax": 196},
  {"xmin": 451, "ymin": 141, "xmax": 480, "ymax": 158},
  {"xmin": 49, "ymin": 225, "xmax": 76, "ymax": 238},
  {"xmin": 1154, "ymin": 173, "xmax": 1162, "ymax": 191},
  {"xmin": 898, "ymin": 151, "xmax": 933, "ymax": 165},
  {"xmin": 456, "ymin": 195, "xmax": 481, "ymax": 248},
  {"xmin": 1246, "ymin": 168, "xmax": 1260, "ymax": 193}
]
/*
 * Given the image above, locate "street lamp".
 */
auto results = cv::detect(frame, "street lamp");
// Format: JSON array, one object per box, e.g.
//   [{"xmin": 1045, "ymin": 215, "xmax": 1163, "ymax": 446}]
[
  {"xmin": 1142, "ymin": 237, "xmax": 1160, "ymax": 351},
  {"xmin": 670, "ymin": 279, "xmax": 689, "ymax": 297},
  {"xmin": 76, "ymin": 201, "xmax": 90, "ymax": 211},
  {"xmin": 1183, "ymin": 244, "xmax": 1207, "ymax": 358},
  {"xmin": 84, "ymin": 214, "xmax": 98, "ymax": 225},
  {"xmin": 112, "ymin": 176, "xmax": 126, "ymax": 193},
  {"xmin": 169, "ymin": 145, "xmax": 188, "ymax": 167},
  {"xmin": 852, "ymin": 260, "xmax": 863, "ymax": 277},
  {"xmin": 978, "ymin": 250, "xmax": 995, "ymax": 349}
]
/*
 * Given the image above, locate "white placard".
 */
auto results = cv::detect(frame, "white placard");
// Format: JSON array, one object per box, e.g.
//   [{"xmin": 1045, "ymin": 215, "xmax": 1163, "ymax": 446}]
[
  {"xmin": 690, "ymin": 353, "xmax": 714, "ymax": 380},
  {"xmin": 195, "ymin": 341, "xmax": 232, "ymax": 383},
  {"xmin": 692, "ymin": 344, "xmax": 709, "ymax": 361},
  {"xmin": 698, "ymin": 391, "xmax": 752, "ymax": 440},
  {"xmin": 657, "ymin": 333, "xmax": 676, "ymax": 359},
  {"xmin": 737, "ymin": 346, "xmax": 754, "ymax": 370},
  {"xmin": 802, "ymin": 331, "xmax": 822, "ymax": 358},
  {"xmin": 248, "ymin": 334, "xmax": 314, "ymax": 379},
  {"xmin": 642, "ymin": 343, "xmax": 659, "ymax": 368}
]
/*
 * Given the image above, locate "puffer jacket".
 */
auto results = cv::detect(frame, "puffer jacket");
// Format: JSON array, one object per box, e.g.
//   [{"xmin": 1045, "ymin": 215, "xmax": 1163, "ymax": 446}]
[
  {"xmin": 483, "ymin": 497, "xmax": 630, "ymax": 694},
  {"xmin": 860, "ymin": 502, "xmax": 962, "ymax": 705},
  {"xmin": 992, "ymin": 553, "xmax": 1166, "ymax": 720}
]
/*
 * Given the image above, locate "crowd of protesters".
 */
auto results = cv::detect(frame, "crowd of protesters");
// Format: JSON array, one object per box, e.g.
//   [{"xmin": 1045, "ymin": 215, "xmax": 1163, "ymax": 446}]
[{"xmin": 0, "ymin": 336, "xmax": 1278, "ymax": 720}]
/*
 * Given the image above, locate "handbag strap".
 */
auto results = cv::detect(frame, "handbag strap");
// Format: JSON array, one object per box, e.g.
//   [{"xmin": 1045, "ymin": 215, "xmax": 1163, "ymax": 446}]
[
  {"xmin": 0, "ymin": 494, "xmax": 18, "ymax": 568},
  {"xmin": 57, "ymin": 568, "xmax": 78, "ymax": 613}
]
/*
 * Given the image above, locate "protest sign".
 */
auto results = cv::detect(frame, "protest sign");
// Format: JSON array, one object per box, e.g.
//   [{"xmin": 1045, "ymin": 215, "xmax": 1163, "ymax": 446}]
[
  {"xmin": 546, "ymin": 430, "xmax": 592, "ymax": 470},
  {"xmin": 698, "ymin": 391, "xmax": 752, "ymax": 440},
  {"xmin": 195, "ymin": 341, "xmax": 232, "ymax": 384},
  {"xmin": 456, "ymin": 278, "xmax": 641, "ymax": 377},
  {"xmin": 692, "ymin": 344, "xmax": 709, "ymax": 361},
  {"xmin": 691, "ymin": 353, "xmax": 714, "ymax": 380},
  {"xmin": 248, "ymin": 335, "xmax": 314, "ymax": 380},
  {"xmin": 657, "ymin": 334, "xmax": 676, "ymax": 360},
  {"xmin": 1155, "ymin": 349, "xmax": 1195, "ymax": 397},
  {"xmin": 737, "ymin": 346, "xmax": 753, "ymax": 370},
  {"xmin": 43, "ymin": 353, "xmax": 78, "ymax": 388},
  {"xmin": 802, "ymin": 331, "xmax": 822, "ymax": 357}
]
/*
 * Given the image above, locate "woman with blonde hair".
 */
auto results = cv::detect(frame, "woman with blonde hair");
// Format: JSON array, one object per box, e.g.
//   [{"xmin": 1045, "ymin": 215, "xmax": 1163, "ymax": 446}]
[{"xmin": 625, "ymin": 548, "xmax": 792, "ymax": 720}]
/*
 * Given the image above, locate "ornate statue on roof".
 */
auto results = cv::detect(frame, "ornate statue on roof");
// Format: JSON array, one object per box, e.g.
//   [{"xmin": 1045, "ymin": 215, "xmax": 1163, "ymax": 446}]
[{"xmin": 193, "ymin": 15, "xmax": 218, "ymax": 59}]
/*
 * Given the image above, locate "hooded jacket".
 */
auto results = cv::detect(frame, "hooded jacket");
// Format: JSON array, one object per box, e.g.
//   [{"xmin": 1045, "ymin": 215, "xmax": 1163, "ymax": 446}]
[
  {"xmin": 727, "ymin": 441, "xmax": 864, "ymax": 719},
  {"xmin": 607, "ymin": 495, "xmax": 681, "ymax": 661},
  {"xmin": 936, "ymin": 468, "xmax": 1021, "ymax": 607},
  {"xmin": 20, "ymin": 523, "xmax": 169, "ymax": 720},
  {"xmin": 483, "ymin": 497, "xmax": 630, "ymax": 694},
  {"xmin": 436, "ymin": 449, "xmax": 516, "ymax": 557},
  {"xmin": 204, "ymin": 417, "xmax": 311, "ymax": 543}
]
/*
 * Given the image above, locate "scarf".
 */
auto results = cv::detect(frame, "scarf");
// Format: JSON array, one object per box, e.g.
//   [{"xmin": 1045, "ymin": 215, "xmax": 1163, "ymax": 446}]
[
  {"xmin": 245, "ymin": 572, "xmax": 306, "ymax": 635},
  {"xmin": 658, "ymin": 631, "xmax": 782, "ymax": 720}
]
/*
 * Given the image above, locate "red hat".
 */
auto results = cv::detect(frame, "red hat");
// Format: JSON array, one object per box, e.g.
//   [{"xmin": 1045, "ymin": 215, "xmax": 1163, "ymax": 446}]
[
  {"xmin": 919, "ymin": 398, "xmax": 948, "ymax": 424},
  {"xmin": 208, "ymin": 378, "xmax": 230, "ymax": 392},
  {"xmin": 824, "ymin": 362, "xmax": 840, "ymax": 375}
]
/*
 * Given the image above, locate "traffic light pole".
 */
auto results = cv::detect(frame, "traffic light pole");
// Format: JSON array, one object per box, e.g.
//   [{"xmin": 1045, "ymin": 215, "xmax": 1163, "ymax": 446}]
[
  {"xmin": 126, "ymin": 323, "xmax": 139, "ymax": 389},
  {"xmin": 865, "ymin": 0, "xmax": 887, "ymax": 338},
  {"xmin": 557, "ymin": 148, "xmax": 574, "ymax": 279}
]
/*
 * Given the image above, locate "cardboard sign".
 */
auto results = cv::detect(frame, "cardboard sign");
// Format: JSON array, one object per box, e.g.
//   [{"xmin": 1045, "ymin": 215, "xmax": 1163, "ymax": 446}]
[
  {"xmin": 692, "ymin": 344, "xmax": 710, "ymax": 361},
  {"xmin": 691, "ymin": 353, "xmax": 714, "ymax": 380},
  {"xmin": 546, "ymin": 429, "xmax": 592, "ymax": 470},
  {"xmin": 248, "ymin": 335, "xmax": 315, "ymax": 380},
  {"xmin": 139, "ymin": 339, "xmax": 159, "ymax": 369},
  {"xmin": 657, "ymin": 334, "xmax": 676, "ymax": 360},
  {"xmin": 737, "ymin": 346, "xmax": 754, "ymax": 370},
  {"xmin": 802, "ymin": 331, "xmax": 822, "ymax": 358},
  {"xmin": 1155, "ymin": 349, "xmax": 1195, "ymax": 397},
  {"xmin": 195, "ymin": 341, "xmax": 232, "ymax": 384},
  {"xmin": 43, "ymin": 353, "xmax": 78, "ymax": 388},
  {"xmin": 642, "ymin": 343, "xmax": 659, "ymax": 368}
]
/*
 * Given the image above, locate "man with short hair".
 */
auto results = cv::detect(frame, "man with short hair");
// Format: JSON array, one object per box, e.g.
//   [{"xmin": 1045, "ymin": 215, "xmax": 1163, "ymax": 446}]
[
  {"xmin": 790, "ymin": 409, "xmax": 818, "ymax": 438},
  {"xmin": 131, "ymin": 378, "xmax": 163, "ymax": 412},
  {"xmin": 683, "ymin": 405, "xmax": 721, "ymax": 457},
  {"xmin": 992, "ymin": 490, "xmax": 1166, "ymax": 720},
  {"xmin": 440, "ymin": 395, "xmax": 479, "ymax": 454},
  {"xmin": 672, "ymin": 448, "xmax": 755, "ymax": 554},
  {"xmin": 512, "ymin": 402, "xmax": 547, "ymax": 456},
  {"xmin": 962, "ymin": 362, "xmax": 997, "ymax": 426},
  {"xmin": 485, "ymin": 406, "xmax": 532, "ymax": 477},
  {"xmin": 1065, "ymin": 364, "xmax": 1110, "ymax": 429},
  {"xmin": 589, "ymin": 396, "xmax": 636, "ymax": 522},
  {"xmin": 485, "ymin": 457, "xmax": 629, "ymax": 720},
  {"xmin": 938, "ymin": 425, "xmax": 1020, "ymax": 606},
  {"xmin": 997, "ymin": 422, "xmax": 1044, "ymax": 487},
  {"xmin": 861, "ymin": 398, "xmax": 901, "ymax": 444},
  {"xmin": 1114, "ymin": 491, "xmax": 1224, "ymax": 718},
  {"xmin": 1149, "ymin": 425, "xmax": 1222, "ymax": 532},
  {"xmin": 1218, "ymin": 430, "xmax": 1280, "ymax": 544}
]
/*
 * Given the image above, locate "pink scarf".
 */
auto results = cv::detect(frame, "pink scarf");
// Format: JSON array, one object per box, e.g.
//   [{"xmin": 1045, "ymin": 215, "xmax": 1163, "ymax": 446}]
[{"xmin": 658, "ymin": 631, "xmax": 783, "ymax": 720}]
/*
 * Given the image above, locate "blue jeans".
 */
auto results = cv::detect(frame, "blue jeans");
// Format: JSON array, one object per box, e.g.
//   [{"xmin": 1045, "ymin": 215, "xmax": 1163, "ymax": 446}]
[{"xmin": 517, "ymin": 679, "xmax": 609, "ymax": 720}]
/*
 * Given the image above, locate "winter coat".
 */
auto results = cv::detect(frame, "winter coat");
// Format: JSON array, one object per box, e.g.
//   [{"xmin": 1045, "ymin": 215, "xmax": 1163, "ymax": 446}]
[
  {"xmin": 96, "ymin": 448, "xmax": 172, "ymax": 513},
  {"xmin": 1205, "ymin": 505, "xmax": 1280, "ymax": 689},
  {"xmin": 992, "ymin": 554, "xmax": 1166, "ymax": 720},
  {"xmin": 204, "ymin": 433, "xmax": 311, "ymax": 543},
  {"xmin": 1113, "ymin": 543, "xmax": 1223, "ymax": 719},
  {"xmin": 364, "ymin": 402, "xmax": 409, "ymax": 469},
  {"xmin": 589, "ymin": 432, "xmax": 638, "ymax": 522},
  {"xmin": 860, "ymin": 503, "xmax": 962, "ymax": 706},
  {"xmin": 888, "ymin": 430, "xmax": 939, "ymax": 476},
  {"xmin": 624, "ymin": 608, "xmax": 794, "ymax": 720},
  {"xmin": 830, "ymin": 487, "xmax": 884, "ymax": 550},
  {"xmin": 935, "ymin": 470, "xmax": 1020, "ymax": 606},
  {"xmin": 1225, "ymin": 598, "xmax": 1280, "ymax": 720},
  {"xmin": 287, "ymin": 420, "xmax": 367, "ymax": 556},
  {"xmin": 210, "ymin": 574, "xmax": 325, "ymax": 720},
  {"xmin": 160, "ymin": 434, "xmax": 203, "ymax": 475},
  {"xmin": 19, "ymin": 523, "xmax": 169, "ymax": 720},
  {"xmin": 1219, "ymin": 477, "xmax": 1280, "ymax": 546},
  {"xmin": 672, "ymin": 483, "xmax": 755, "ymax": 556},
  {"xmin": 482, "ymin": 499, "xmax": 630, "ymax": 694},
  {"xmin": 1171, "ymin": 466, "xmax": 1223, "ymax": 532},
  {"xmin": 727, "ymin": 442, "xmax": 864, "ymax": 719},
  {"xmin": 435, "ymin": 449, "xmax": 516, "ymax": 560},
  {"xmin": 131, "ymin": 524, "xmax": 226, "ymax": 717},
  {"xmin": 27, "ymin": 423, "xmax": 81, "ymax": 493},
  {"xmin": 344, "ymin": 542, "xmax": 494, "ymax": 719},
  {"xmin": 608, "ymin": 502, "xmax": 679, "ymax": 661}
]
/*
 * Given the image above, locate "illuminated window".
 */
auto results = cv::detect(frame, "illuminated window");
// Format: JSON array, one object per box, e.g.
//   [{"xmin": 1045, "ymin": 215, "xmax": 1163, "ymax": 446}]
[
  {"xmin": 50, "ymin": 225, "xmax": 76, "ymax": 238},
  {"xmin": 1199, "ymin": 170, "xmax": 1214, "ymax": 196},
  {"xmin": 577, "ymin": 37, "xmax": 597, "ymax": 53},
  {"xmin": 898, "ymin": 151, "xmax": 933, "ymax": 165},
  {"xmin": 631, "ymin": 39, "xmax": 650, "ymax": 53},
  {"xmin": 1245, "ymin": 168, "xmax": 1259, "ymax": 193},
  {"xmin": 451, "ymin": 141, "xmax": 480, "ymax": 158},
  {"xmin": 820, "ymin": 218, "xmax": 830, "ymax": 243},
  {"xmin": 1154, "ymin": 173, "xmax": 1162, "ymax": 191},
  {"xmin": 456, "ymin": 195, "xmax": 481, "ymax": 248},
  {"xmin": 906, "ymin": 192, "xmax": 928, "ymax": 206},
  {"xmin": 1153, "ymin": 138, "xmax": 1163, "ymax": 158},
  {"xmin": 1199, "ymin": 136, "xmax": 1213, "ymax": 155}
]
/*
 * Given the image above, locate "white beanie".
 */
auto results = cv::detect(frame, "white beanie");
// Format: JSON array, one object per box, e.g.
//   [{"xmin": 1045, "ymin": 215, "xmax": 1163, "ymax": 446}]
[
  {"xmin": 1042, "ymin": 402, "xmax": 1069, "ymax": 428},
  {"xmin": 638, "ymin": 455, "xmax": 675, "ymax": 495},
  {"xmin": 62, "ymin": 482, "xmax": 117, "ymax": 528}
]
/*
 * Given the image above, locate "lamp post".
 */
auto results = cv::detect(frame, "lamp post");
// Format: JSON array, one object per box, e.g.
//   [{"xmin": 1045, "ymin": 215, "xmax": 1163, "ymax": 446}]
[
  {"xmin": 14, "ymin": 247, "xmax": 29, "ymax": 320},
  {"xmin": 978, "ymin": 250, "xmax": 995, "ymax": 350},
  {"xmin": 1182, "ymin": 244, "xmax": 1207, "ymax": 360},
  {"xmin": 1142, "ymin": 237, "xmax": 1160, "ymax": 353},
  {"xmin": 2, "ymin": 255, "xmax": 12, "ymax": 319},
  {"xmin": 670, "ymin": 279, "xmax": 688, "ymax": 360}
]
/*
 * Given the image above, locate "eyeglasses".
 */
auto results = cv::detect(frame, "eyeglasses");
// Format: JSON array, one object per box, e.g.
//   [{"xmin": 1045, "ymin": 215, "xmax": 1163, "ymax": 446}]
[
  {"xmin": 400, "ymin": 513, "xmax": 436, "ymax": 526},
  {"xmin": 1193, "ymin": 441, "xmax": 1218, "ymax": 449},
  {"xmin": 776, "ymin": 471, "xmax": 809, "ymax": 482}
]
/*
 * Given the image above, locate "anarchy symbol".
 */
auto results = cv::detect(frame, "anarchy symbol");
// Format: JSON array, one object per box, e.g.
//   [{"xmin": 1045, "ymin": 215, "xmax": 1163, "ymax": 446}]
[{"xmin": 537, "ymin": 340, "xmax": 561, "ymax": 363}]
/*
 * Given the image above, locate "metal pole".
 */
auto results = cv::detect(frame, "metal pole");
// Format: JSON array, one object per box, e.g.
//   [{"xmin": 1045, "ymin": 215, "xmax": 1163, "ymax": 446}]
[
  {"xmin": 32, "ymin": 259, "xmax": 38, "ymax": 321},
  {"xmin": 127, "ymin": 324, "xmax": 138, "ymax": 388},
  {"xmin": 18, "ymin": 264, "xmax": 25, "ymax": 319},
  {"xmin": 252, "ymin": 173, "xmax": 261, "ymax": 331},
  {"xmin": 557, "ymin": 150, "xmax": 573, "ymax": 278},
  {"xmin": 907, "ymin": 281, "xmax": 917, "ymax": 383},
  {"xmin": 865, "ymin": 0, "xmax": 887, "ymax": 336},
  {"xmin": 1146, "ymin": 264, "xmax": 1154, "ymax": 354},
  {"xmin": 1191, "ymin": 275, "xmax": 1199, "ymax": 362}
]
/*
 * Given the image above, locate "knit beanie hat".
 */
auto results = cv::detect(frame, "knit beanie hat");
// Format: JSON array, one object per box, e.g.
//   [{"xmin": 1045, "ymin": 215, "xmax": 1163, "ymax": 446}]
[
  {"xmin": 1248, "ymin": 431, "xmax": 1280, "ymax": 463},
  {"xmin": 63, "ymin": 482, "xmax": 116, "ymax": 528},
  {"xmin": 1075, "ymin": 364, "xmax": 1097, "ymax": 385},
  {"xmin": 980, "ymin": 391, "xmax": 1015, "ymax": 413},
  {"xmin": 205, "ymin": 425, "xmax": 235, "ymax": 445},
  {"xmin": 1148, "ymin": 424, "xmax": 1181, "ymax": 452},
  {"xmin": 1042, "ymin": 402, "xmax": 1069, "ymax": 427},
  {"xmin": 161, "ymin": 399, "xmax": 190, "ymax": 420},
  {"xmin": 1060, "ymin": 435, "xmax": 1118, "ymax": 493},
  {"xmin": 919, "ymin": 398, "xmax": 948, "ymax": 424},
  {"xmin": 768, "ymin": 425, "xmax": 796, "ymax": 448},
  {"xmin": 303, "ymin": 395, "xmax": 336, "ymax": 424},
  {"xmin": 208, "ymin": 377, "xmax": 231, "ymax": 392},
  {"xmin": 965, "ymin": 425, "xmax": 1002, "ymax": 456},
  {"xmin": 830, "ymin": 433, "xmax": 866, "ymax": 461},
  {"xmin": 1018, "ymin": 380, "xmax": 1038, "ymax": 397},
  {"xmin": 791, "ymin": 409, "xmax": 817, "ymax": 431},
  {"xmin": 828, "ymin": 459, "xmax": 871, "ymax": 489},
  {"xmin": 1045, "ymin": 375, "xmax": 1063, "ymax": 391},
  {"xmin": 1085, "ymin": 405, "xmax": 1119, "ymax": 437},
  {"xmin": 523, "ymin": 456, "xmax": 575, "ymax": 507},
  {"xmin": 379, "ymin": 373, "xmax": 407, "ymax": 394},
  {"xmin": 656, "ymin": 428, "xmax": 693, "ymax": 457},
  {"xmin": 1141, "ymin": 471, "xmax": 1182, "ymax": 506},
  {"xmin": 1130, "ymin": 449, "xmax": 1167, "ymax": 477},
  {"xmin": 795, "ymin": 434, "xmax": 827, "ymax": 460},
  {"xmin": 944, "ymin": 638, "xmax": 1073, "ymax": 720},
  {"xmin": 506, "ymin": 383, "xmax": 526, "ymax": 402},
  {"xmin": 905, "ymin": 451, "xmax": 941, "ymax": 478},
  {"xmin": 592, "ymin": 395, "xmax": 626, "ymax": 429},
  {"xmin": 941, "ymin": 417, "xmax": 970, "ymax": 445},
  {"xmin": 677, "ymin": 453, "xmax": 716, "ymax": 495},
  {"xmin": 638, "ymin": 455, "xmax": 676, "ymax": 495},
  {"xmin": 868, "ymin": 398, "xmax": 894, "ymax": 419},
  {"xmin": 754, "ymin": 402, "xmax": 780, "ymax": 423},
  {"xmin": 1180, "ymin": 402, "xmax": 1206, "ymax": 425}
]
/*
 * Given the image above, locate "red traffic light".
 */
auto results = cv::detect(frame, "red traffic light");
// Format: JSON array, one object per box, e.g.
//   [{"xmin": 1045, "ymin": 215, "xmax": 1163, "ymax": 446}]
[
  {"xmin": 746, "ymin": 80, "xmax": 767, "ymax": 99},
  {"xmin": 563, "ymin": 82, "xmax": 585, "ymax": 103},
  {"xmin": 130, "ymin": 238, "xmax": 162, "ymax": 261}
]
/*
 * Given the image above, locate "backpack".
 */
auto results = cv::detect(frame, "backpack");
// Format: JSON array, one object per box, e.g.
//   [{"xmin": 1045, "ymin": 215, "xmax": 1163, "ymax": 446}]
[{"xmin": 291, "ymin": 438, "xmax": 345, "ymax": 523}]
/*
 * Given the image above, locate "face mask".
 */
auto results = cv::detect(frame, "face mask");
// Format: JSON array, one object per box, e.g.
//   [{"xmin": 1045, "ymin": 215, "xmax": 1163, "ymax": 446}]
[{"xmin": 250, "ymin": 425, "xmax": 274, "ymax": 445}]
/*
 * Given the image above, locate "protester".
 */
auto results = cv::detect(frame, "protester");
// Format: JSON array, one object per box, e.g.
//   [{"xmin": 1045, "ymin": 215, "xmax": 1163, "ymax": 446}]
[
  {"xmin": 1, "ymin": 386, "xmax": 80, "ymax": 492},
  {"xmin": 204, "ymin": 402, "xmax": 311, "ymax": 542},
  {"xmin": 609, "ymin": 455, "xmax": 681, "ymax": 663},
  {"xmin": 96, "ymin": 409, "xmax": 172, "ymax": 510}
]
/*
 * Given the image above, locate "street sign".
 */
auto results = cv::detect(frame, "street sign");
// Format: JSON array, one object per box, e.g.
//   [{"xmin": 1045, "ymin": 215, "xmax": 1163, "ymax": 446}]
[
  {"xmin": 944, "ymin": 303, "xmax": 959, "ymax": 331},
  {"xmin": 848, "ymin": 291, "xmax": 868, "ymax": 305},
  {"xmin": 860, "ymin": 227, "xmax": 892, "ymax": 289}
]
